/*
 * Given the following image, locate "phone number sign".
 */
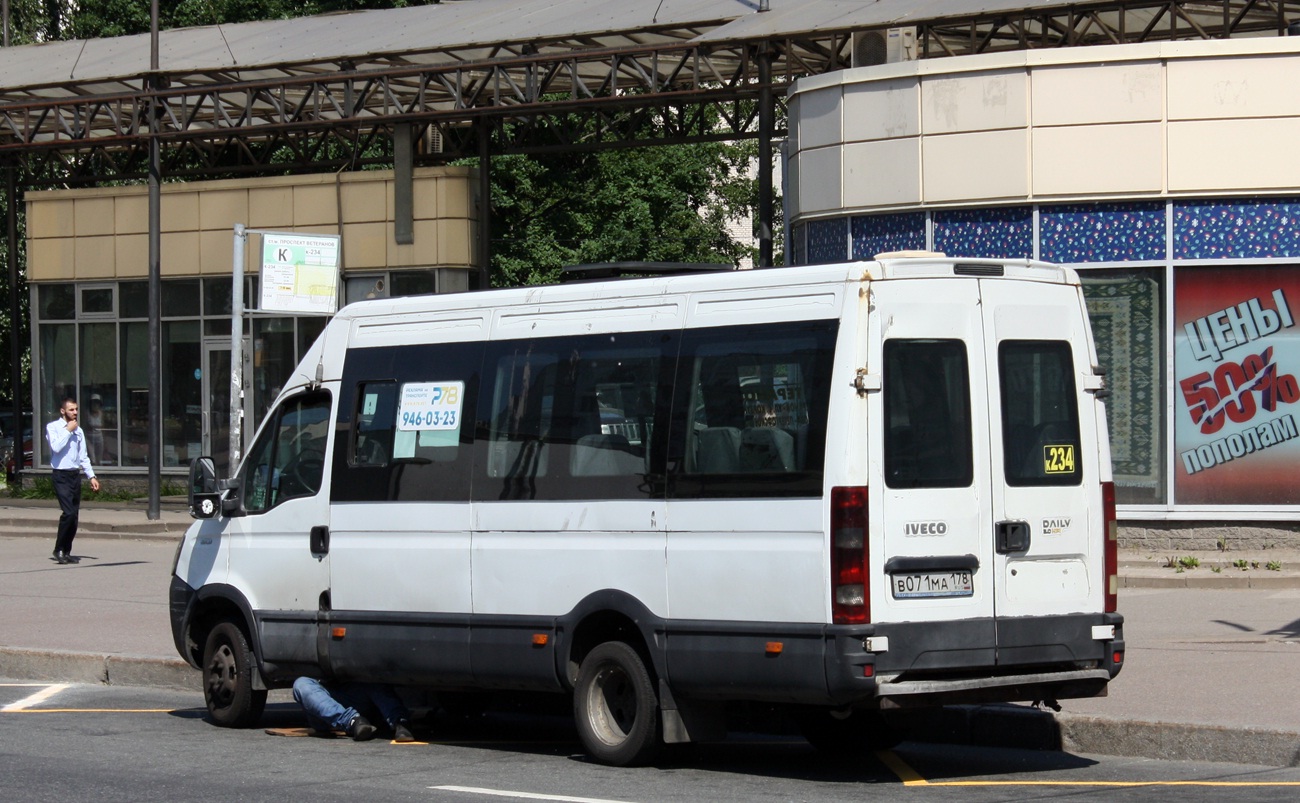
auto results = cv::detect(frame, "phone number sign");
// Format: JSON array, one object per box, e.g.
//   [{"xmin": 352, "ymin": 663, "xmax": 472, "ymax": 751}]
[{"xmin": 398, "ymin": 382, "xmax": 464, "ymax": 432}]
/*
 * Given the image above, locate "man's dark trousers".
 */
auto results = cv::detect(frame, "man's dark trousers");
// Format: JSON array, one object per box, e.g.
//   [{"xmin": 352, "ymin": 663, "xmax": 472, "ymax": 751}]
[{"xmin": 52, "ymin": 469, "xmax": 82, "ymax": 555}]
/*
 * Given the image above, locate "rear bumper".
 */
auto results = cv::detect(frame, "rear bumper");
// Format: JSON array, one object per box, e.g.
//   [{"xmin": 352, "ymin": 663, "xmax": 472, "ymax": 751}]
[
  {"xmin": 824, "ymin": 611, "xmax": 1125, "ymax": 708},
  {"xmin": 663, "ymin": 611, "xmax": 1123, "ymax": 709}
]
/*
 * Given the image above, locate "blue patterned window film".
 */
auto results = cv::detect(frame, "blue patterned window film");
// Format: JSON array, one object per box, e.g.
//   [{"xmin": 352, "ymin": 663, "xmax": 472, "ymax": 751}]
[
  {"xmin": 806, "ymin": 217, "xmax": 849, "ymax": 264},
  {"xmin": 1040, "ymin": 202, "xmax": 1166, "ymax": 263},
  {"xmin": 932, "ymin": 207, "xmax": 1032, "ymax": 259},
  {"xmin": 851, "ymin": 213, "xmax": 927, "ymax": 260},
  {"xmin": 1173, "ymin": 198, "xmax": 1300, "ymax": 259}
]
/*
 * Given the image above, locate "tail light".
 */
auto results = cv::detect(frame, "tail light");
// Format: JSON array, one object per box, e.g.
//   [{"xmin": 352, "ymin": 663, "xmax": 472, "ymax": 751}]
[
  {"xmin": 1102, "ymin": 481, "xmax": 1118, "ymax": 612},
  {"xmin": 831, "ymin": 486, "xmax": 870, "ymax": 624}
]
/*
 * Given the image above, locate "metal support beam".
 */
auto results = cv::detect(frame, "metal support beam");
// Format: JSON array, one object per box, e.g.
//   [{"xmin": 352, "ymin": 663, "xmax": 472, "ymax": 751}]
[
  {"xmin": 477, "ymin": 118, "xmax": 491, "ymax": 290},
  {"xmin": 757, "ymin": 44, "xmax": 774, "ymax": 268},
  {"xmin": 6, "ymin": 165, "xmax": 20, "ymax": 479},
  {"xmin": 146, "ymin": 0, "xmax": 160, "ymax": 519}
]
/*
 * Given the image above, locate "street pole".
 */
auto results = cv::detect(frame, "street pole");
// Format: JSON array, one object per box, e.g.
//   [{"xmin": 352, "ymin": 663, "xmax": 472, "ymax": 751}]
[
  {"xmin": 229, "ymin": 225, "xmax": 245, "ymax": 472},
  {"xmin": 146, "ymin": 0, "xmax": 160, "ymax": 519}
]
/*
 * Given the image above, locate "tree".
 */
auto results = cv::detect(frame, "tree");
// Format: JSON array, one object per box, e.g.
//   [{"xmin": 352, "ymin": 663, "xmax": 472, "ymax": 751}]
[{"xmin": 485, "ymin": 138, "xmax": 762, "ymax": 286}]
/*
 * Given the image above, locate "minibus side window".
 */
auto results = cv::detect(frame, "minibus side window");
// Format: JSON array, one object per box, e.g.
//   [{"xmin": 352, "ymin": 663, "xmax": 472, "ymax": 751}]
[
  {"xmin": 671, "ymin": 321, "xmax": 835, "ymax": 498},
  {"xmin": 999, "ymin": 340, "xmax": 1083, "ymax": 486},
  {"xmin": 352, "ymin": 382, "xmax": 398, "ymax": 467},
  {"xmin": 242, "ymin": 391, "xmax": 331, "ymax": 513},
  {"xmin": 332, "ymin": 342, "xmax": 481, "ymax": 503},
  {"xmin": 482, "ymin": 331, "xmax": 672, "ymax": 501},
  {"xmin": 883, "ymin": 340, "xmax": 973, "ymax": 489}
]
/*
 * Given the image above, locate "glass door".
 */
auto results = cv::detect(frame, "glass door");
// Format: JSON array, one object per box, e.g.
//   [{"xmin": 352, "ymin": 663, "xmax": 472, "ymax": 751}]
[{"xmin": 204, "ymin": 339, "xmax": 252, "ymax": 478}]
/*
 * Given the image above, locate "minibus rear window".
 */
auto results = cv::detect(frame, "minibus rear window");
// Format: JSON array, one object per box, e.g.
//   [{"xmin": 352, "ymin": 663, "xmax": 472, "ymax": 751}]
[
  {"xmin": 883, "ymin": 340, "xmax": 973, "ymax": 489},
  {"xmin": 999, "ymin": 340, "xmax": 1083, "ymax": 487}
]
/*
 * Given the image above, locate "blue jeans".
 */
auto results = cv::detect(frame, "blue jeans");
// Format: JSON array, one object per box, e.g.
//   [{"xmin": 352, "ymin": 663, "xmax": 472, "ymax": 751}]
[{"xmin": 292, "ymin": 677, "xmax": 410, "ymax": 733}]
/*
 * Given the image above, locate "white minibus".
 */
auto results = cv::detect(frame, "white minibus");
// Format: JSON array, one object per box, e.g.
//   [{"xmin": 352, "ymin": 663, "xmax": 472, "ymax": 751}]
[{"xmin": 172, "ymin": 254, "xmax": 1123, "ymax": 765}]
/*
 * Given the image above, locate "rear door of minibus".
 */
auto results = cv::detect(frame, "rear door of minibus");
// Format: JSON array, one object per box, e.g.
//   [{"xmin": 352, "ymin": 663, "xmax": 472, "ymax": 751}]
[{"xmin": 869, "ymin": 265, "xmax": 1102, "ymax": 667}]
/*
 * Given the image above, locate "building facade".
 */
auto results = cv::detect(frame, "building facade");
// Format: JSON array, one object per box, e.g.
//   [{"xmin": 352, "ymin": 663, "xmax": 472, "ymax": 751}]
[
  {"xmin": 25, "ymin": 166, "xmax": 477, "ymax": 483},
  {"xmin": 785, "ymin": 37, "xmax": 1300, "ymax": 546}
]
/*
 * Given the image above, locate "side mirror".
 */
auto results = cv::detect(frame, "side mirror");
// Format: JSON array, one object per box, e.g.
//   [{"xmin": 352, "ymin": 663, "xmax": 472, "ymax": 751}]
[{"xmin": 187, "ymin": 457, "xmax": 221, "ymax": 519}]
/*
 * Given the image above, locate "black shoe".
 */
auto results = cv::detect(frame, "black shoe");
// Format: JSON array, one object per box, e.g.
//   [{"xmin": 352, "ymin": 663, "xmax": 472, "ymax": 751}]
[
  {"xmin": 347, "ymin": 714, "xmax": 377, "ymax": 741},
  {"xmin": 53, "ymin": 551, "xmax": 69, "ymax": 564},
  {"xmin": 393, "ymin": 720, "xmax": 415, "ymax": 742},
  {"xmin": 65, "ymin": 554, "xmax": 81, "ymax": 563}
]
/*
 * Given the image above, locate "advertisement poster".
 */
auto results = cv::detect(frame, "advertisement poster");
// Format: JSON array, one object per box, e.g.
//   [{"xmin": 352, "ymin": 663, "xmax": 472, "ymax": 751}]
[{"xmin": 1174, "ymin": 267, "xmax": 1300, "ymax": 505}]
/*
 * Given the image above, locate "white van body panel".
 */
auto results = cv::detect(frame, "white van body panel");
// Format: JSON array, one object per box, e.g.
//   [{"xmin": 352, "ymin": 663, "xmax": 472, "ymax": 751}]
[
  {"xmin": 473, "ymin": 499, "xmax": 668, "ymax": 617},
  {"xmin": 665, "ymin": 498, "xmax": 826, "ymax": 623},
  {"xmin": 329, "ymin": 502, "xmax": 474, "ymax": 614}
]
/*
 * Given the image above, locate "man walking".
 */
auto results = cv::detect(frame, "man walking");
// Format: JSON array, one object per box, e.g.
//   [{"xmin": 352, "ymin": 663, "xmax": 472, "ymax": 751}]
[{"xmin": 46, "ymin": 398, "xmax": 100, "ymax": 564}]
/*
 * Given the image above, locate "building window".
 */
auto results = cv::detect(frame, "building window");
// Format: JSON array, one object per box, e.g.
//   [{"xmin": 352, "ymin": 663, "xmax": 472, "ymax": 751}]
[
  {"xmin": 1081, "ymin": 268, "xmax": 1167, "ymax": 505},
  {"xmin": 1040, "ymin": 202, "xmax": 1165, "ymax": 264},
  {"xmin": 851, "ymin": 212, "xmax": 926, "ymax": 260},
  {"xmin": 932, "ymin": 206, "xmax": 1032, "ymax": 260}
]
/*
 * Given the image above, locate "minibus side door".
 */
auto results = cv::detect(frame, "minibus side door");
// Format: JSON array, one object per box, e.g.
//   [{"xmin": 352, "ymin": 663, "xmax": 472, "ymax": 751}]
[{"xmin": 225, "ymin": 390, "xmax": 334, "ymax": 678}]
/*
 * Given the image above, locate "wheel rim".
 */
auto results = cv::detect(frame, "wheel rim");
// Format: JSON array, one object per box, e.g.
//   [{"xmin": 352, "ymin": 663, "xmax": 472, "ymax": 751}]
[
  {"xmin": 587, "ymin": 663, "xmax": 636, "ymax": 746},
  {"xmin": 205, "ymin": 640, "xmax": 237, "ymax": 708}
]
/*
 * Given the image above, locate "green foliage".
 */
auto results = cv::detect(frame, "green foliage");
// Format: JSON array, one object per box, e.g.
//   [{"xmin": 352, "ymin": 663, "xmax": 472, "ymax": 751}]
[
  {"xmin": 10, "ymin": 475, "xmax": 185, "ymax": 500},
  {"xmin": 3, "ymin": 1, "xmax": 436, "ymax": 42},
  {"xmin": 1266, "ymin": 560, "xmax": 1282, "ymax": 572},
  {"xmin": 484, "ymin": 140, "xmax": 760, "ymax": 286}
]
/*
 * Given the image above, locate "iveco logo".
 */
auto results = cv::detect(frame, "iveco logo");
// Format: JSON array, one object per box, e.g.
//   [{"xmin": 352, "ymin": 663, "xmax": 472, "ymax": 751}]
[
  {"xmin": 905, "ymin": 521, "xmax": 947, "ymax": 536},
  {"xmin": 1042, "ymin": 517, "xmax": 1071, "ymax": 535}
]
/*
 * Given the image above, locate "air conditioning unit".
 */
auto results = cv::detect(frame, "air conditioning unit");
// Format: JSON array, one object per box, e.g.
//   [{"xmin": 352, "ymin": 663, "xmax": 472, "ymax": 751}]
[{"xmin": 852, "ymin": 27, "xmax": 917, "ymax": 67}]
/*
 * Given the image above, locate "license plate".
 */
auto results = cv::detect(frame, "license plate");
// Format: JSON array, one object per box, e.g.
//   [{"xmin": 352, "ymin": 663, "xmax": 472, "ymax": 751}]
[{"xmin": 891, "ymin": 570, "xmax": 974, "ymax": 599}]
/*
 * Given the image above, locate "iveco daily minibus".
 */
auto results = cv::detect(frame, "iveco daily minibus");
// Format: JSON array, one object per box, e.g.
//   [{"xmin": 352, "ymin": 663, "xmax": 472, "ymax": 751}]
[{"xmin": 172, "ymin": 254, "xmax": 1124, "ymax": 765}]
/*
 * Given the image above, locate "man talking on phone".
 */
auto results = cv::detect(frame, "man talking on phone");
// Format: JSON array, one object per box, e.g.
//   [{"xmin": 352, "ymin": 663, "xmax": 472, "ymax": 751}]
[{"xmin": 46, "ymin": 397, "xmax": 101, "ymax": 564}]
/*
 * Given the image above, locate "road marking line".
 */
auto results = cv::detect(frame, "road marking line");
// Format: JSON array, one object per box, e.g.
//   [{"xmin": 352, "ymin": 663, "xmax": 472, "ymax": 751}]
[
  {"xmin": 2, "ymin": 683, "xmax": 68, "ymax": 711},
  {"xmin": 876, "ymin": 750, "xmax": 929, "ymax": 785},
  {"xmin": 3, "ymin": 708, "xmax": 177, "ymax": 713},
  {"xmin": 914, "ymin": 781, "xmax": 1300, "ymax": 787},
  {"xmin": 876, "ymin": 750, "xmax": 1300, "ymax": 787},
  {"xmin": 431, "ymin": 786, "xmax": 634, "ymax": 802}
]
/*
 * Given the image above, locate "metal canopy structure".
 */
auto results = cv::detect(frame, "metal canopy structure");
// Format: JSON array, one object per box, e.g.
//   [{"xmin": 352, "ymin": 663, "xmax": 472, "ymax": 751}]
[{"xmin": 0, "ymin": 0, "xmax": 1297, "ymax": 183}]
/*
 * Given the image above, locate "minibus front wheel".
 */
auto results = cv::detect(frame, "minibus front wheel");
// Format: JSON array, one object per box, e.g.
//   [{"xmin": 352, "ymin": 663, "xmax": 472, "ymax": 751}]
[
  {"xmin": 574, "ymin": 641, "xmax": 661, "ymax": 766},
  {"xmin": 202, "ymin": 621, "xmax": 268, "ymax": 728}
]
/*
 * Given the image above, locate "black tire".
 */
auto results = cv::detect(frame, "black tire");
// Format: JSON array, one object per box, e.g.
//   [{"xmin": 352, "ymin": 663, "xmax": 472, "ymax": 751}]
[
  {"xmin": 797, "ymin": 707, "xmax": 905, "ymax": 755},
  {"xmin": 573, "ymin": 641, "xmax": 661, "ymax": 766},
  {"xmin": 202, "ymin": 621, "xmax": 267, "ymax": 728}
]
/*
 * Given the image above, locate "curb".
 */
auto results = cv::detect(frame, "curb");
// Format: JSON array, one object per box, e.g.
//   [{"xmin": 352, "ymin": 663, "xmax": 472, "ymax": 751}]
[
  {"xmin": 0, "ymin": 519, "xmax": 188, "ymax": 537},
  {"xmin": 901, "ymin": 705, "xmax": 1300, "ymax": 768},
  {"xmin": 0, "ymin": 647, "xmax": 197, "ymax": 691},
  {"xmin": 1057, "ymin": 713, "xmax": 1300, "ymax": 768}
]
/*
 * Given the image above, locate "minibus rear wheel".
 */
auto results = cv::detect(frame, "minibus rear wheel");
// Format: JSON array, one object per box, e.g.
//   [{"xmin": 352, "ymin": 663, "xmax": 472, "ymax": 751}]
[
  {"xmin": 574, "ymin": 641, "xmax": 661, "ymax": 766},
  {"xmin": 202, "ymin": 621, "xmax": 268, "ymax": 728}
]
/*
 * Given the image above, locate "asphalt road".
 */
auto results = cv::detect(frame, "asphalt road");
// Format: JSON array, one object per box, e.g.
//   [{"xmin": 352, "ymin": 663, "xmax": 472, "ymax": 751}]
[{"xmin": 3, "ymin": 681, "xmax": 1300, "ymax": 803}]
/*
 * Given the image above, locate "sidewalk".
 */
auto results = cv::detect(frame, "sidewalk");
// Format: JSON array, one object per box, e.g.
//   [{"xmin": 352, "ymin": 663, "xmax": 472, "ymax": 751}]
[{"xmin": 1, "ymin": 498, "xmax": 1297, "ymax": 767}]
